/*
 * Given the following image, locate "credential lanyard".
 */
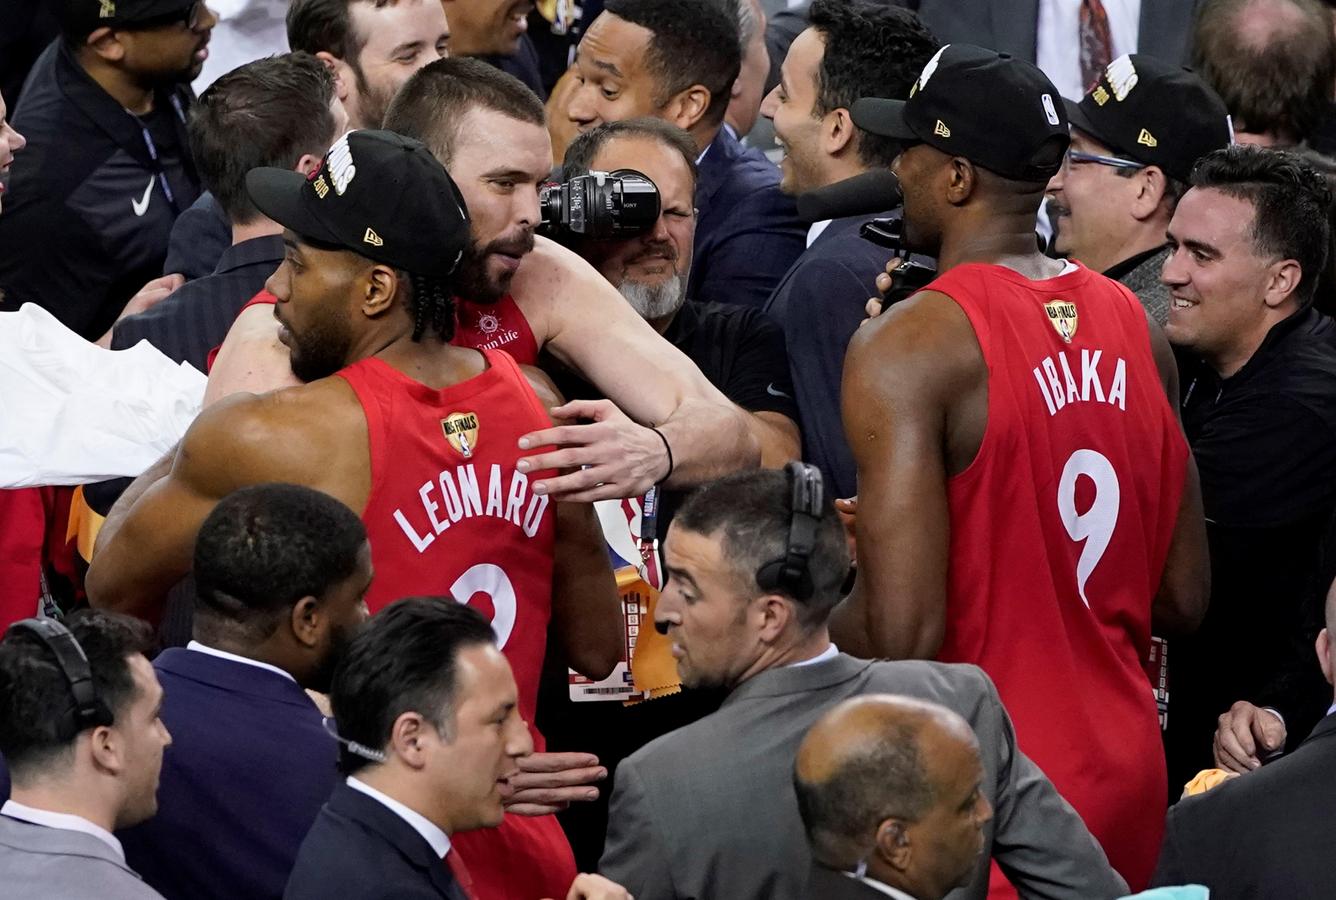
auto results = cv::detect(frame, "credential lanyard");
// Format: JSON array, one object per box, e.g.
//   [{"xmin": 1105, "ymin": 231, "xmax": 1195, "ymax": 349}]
[{"xmin": 129, "ymin": 94, "xmax": 186, "ymax": 213}]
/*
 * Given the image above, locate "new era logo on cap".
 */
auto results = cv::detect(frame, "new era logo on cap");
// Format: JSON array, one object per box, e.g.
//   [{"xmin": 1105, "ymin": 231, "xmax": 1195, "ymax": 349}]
[
  {"xmin": 934, "ymin": 120, "xmax": 951, "ymax": 138},
  {"xmin": 100, "ymin": 0, "xmax": 116, "ymax": 17},
  {"xmin": 1067, "ymin": 54, "xmax": 1233, "ymax": 183},
  {"xmin": 363, "ymin": 228, "xmax": 383, "ymax": 247}
]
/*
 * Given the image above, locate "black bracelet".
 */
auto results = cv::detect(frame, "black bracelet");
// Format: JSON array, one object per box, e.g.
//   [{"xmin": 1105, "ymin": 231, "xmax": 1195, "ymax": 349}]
[{"xmin": 650, "ymin": 426, "xmax": 674, "ymax": 484}]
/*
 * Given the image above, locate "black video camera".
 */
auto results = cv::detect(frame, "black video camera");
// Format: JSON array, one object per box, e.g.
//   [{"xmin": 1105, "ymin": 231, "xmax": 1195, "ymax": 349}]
[
  {"xmin": 539, "ymin": 169, "xmax": 660, "ymax": 239},
  {"xmin": 859, "ymin": 217, "xmax": 937, "ymax": 298}
]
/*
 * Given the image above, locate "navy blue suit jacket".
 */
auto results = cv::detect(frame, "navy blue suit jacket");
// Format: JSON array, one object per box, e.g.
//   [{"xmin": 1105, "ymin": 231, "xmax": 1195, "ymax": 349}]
[
  {"xmin": 765, "ymin": 213, "xmax": 896, "ymax": 498},
  {"xmin": 285, "ymin": 782, "xmax": 467, "ymax": 900},
  {"xmin": 689, "ymin": 127, "xmax": 805, "ymax": 309},
  {"xmin": 117, "ymin": 648, "xmax": 339, "ymax": 900}
]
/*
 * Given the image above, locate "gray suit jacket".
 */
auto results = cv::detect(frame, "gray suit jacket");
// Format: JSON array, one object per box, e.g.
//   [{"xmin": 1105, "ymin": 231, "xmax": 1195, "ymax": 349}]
[
  {"xmin": 0, "ymin": 814, "xmax": 164, "ymax": 899},
  {"xmin": 600, "ymin": 654, "xmax": 1127, "ymax": 900},
  {"xmin": 905, "ymin": 0, "xmax": 1200, "ymax": 67}
]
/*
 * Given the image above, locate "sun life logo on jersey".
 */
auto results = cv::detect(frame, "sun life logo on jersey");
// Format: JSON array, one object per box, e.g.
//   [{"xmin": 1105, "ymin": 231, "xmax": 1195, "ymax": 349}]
[
  {"xmin": 478, "ymin": 313, "xmax": 500, "ymax": 335},
  {"xmin": 441, "ymin": 412, "xmax": 480, "ymax": 459},
  {"xmin": 1044, "ymin": 300, "xmax": 1078, "ymax": 343}
]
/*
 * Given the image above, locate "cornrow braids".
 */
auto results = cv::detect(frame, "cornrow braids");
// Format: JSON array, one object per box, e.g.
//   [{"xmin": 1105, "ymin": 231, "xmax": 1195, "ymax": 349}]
[{"xmin": 408, "ymin": 272, "xmax": 457, "ymax": 342}]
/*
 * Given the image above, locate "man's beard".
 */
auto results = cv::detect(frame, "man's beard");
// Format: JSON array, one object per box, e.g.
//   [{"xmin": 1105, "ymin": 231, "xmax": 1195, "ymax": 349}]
[
  {"xmin": 308, "ymin": 619, "xmax": 358, "ymax": 694},
  {"xmin": 454, "ymin": 229, "xmax": 536, "ymax": 303},
  {"xmin": 351, "ymin": 62, "xmax": 394, "ymax": 129},
  {"xmin": 619, "ymin": 273, "xmax": 687, "ymax": 322},
  {"xmin": 288, "ymin": 309, "xmax": 353, "ymax": 383}
]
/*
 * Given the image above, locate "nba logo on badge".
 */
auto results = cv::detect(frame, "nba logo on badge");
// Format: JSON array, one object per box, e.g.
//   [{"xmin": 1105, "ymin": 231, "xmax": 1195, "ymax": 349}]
[
  {"xmin": 441, "ymin": 412, "xmax": 480, "ymax": 459},
  {"xmin": 1043, "ymin": 300, "xmax": 1078, "ymax": 343}
]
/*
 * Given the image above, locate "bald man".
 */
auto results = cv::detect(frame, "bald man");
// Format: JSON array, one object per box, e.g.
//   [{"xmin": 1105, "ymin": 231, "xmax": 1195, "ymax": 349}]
[{"xmin": 794, "ymin": 696, "xmax": 992, "ymax": 900}]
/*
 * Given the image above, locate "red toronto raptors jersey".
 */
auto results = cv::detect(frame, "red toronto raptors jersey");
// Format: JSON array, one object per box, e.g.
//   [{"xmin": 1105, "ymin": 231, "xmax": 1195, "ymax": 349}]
[
  {"xmin": 336, "ymin": 348, "xmax": 574, "ymax": 900},
  {"xmin": 219, "ymin": 293, "xmax": 540, "ymax": 370},
  {"xmin": 934, "ymin": 263, "xmax": 1187, "ymax": 893},
  {"xmin": 455, "ymin": 294, "xmax": 539, "ymax": 364}
]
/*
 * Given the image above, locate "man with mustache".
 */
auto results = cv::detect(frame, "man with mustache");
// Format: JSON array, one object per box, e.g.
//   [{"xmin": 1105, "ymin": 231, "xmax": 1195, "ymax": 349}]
[
  {"xmin": 0, "ymin": 0, "xmax": 216, "ymax": 340},
  {"xmin": 540, "ymin": 116, "xmax": 798, "ymax": 867},
  {"xmin": 116, "ymin": 483, "xmax": 373, "ymax": 900}
]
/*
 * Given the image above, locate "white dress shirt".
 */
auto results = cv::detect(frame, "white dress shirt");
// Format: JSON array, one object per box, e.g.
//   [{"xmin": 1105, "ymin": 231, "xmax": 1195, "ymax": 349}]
[
  {"xmin": 345, "ymin": 777, "xmax": 452, "ymax": 859},
  {"xmin": 789, "ymin": 643, "xmax": 839, "ymax": 668},
  {"xmin": 1036, "ymin": 0, "xmax": 1141, "ymax": 100},
  {"xmin": 186, "ymin": 641, "xmax": 297, "ymax": 684},
  {"xmin": 1, "ymin": 799, "xmax": 125, "ymax": 862},
  {"xmin": 843, "ymin": 871, "xmax": 919, "ymax": 900},
  {"xmin": 806, "ymin": 220, "xmax": 832, "ymax": 248}
]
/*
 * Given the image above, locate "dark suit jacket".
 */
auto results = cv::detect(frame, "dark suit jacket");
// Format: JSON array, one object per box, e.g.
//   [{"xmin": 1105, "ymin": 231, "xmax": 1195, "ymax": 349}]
[
  {"xmin": 689, "ymin": 126, "xmax": 805, "ymax": 309},
  {"xmin": 112, "ymin": 234, "xmax": 282, "ymax": 372},
  {"xmin": 764, "ymin": 213, "xmax": 896, "ymax": 499},
  {"xmin": 163, "ymin": 191, "xmax": 231, "ymax": 282},
  {"xmin": 600, "ymin": 654, "xmax": 1126, "ymax": 900},
  {"xmin": 1151, "ymin": 711, "xmax": 1336, "ymax": 898},
  {"xmin": 117, "ymin": 648, "xmax": 339, "ymax": 900},
  {"xmin": 284, "ymin": 782, "xmax": 467, "ymax": 900},
  {"xmin": 902, "ymin": 0, "xmax": 1200, "ymax": 67}
]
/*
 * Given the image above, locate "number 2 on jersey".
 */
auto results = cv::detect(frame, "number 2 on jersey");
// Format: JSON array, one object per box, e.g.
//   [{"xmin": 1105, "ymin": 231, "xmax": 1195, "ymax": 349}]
[
  {"xmin": 449, "ymin": 563, "xmax": 517, "ymax": 648},
  {"xmin": 1057, "ymin": 449, "xmax": 1120, "ymax": 608}
]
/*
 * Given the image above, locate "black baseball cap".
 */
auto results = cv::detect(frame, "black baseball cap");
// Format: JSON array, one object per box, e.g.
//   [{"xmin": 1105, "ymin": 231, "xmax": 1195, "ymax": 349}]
[
  {"xmin": 1065, "ymin": 54, "xmax": 1233, "ymax": 184},
  {"xmin": 65, "ymin": 0, "xmax": 196, "ymax": 29},
  {"xmin": 850, "ymin": 44, "xmax": 1070, "ymax": 182},
  {"xmin": 246, "ymin": 129, "xmax": 470, "ymax": 279}
]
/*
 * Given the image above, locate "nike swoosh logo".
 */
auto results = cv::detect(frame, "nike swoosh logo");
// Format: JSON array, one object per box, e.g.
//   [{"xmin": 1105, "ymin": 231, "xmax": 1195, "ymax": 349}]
[
  {"xmin": 766, "ymin": 383, "xmax": 793, "ymax": 399},
  {"xmin": 131, "ymin": 178, "xmax": 154, "ymax": 217}
]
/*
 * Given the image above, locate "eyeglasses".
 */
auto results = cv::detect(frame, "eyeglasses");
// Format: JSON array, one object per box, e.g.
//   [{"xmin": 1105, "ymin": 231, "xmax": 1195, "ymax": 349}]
[
  {"xmin": 125, "ymin": 1, "xmax": 209, "ymax": 32},
  {"xmin": 1064, "ymin": 149, "xmax": 1146, "ymax": 171}
]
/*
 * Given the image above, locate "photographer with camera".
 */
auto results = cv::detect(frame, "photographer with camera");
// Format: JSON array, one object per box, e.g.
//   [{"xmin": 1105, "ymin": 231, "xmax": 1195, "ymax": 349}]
[
  {"xmin": 759, "ymin": 0, "xmax": 939, "ymax": 499},
  {"xmin": 538, "ymin": 117, "xmax": 799, "ymax": 867}
]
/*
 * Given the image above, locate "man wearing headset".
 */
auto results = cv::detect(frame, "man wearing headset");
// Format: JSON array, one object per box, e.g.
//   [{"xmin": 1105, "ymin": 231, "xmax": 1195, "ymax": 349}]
[
  {"xmin": 0, "ymin": 611, "xmax": 172, "ymax": 899},
  {"xmin": 598, "ymin": 465, "xmax": 1126, "ymax": 900}
]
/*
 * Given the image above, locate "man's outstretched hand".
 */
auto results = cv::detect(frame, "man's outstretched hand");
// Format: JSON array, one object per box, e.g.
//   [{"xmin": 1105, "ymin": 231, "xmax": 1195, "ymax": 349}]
[{"xmin": 518, "ymin": 399, "xmax": 670, "ymax": 502}]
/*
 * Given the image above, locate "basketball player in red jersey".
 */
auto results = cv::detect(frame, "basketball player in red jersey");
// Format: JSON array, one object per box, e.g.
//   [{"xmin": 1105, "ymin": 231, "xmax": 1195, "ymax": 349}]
[
  {"xmin": 829, "ymin": 46, "xmax": 1210, "ymax": 893},
  {"xmin": 206, "ymin": 57, "xmax": 797, "ymax": 501},
  {"xmin": 87, "ymin": 131, "xmax": 622, "ymax": 900}
]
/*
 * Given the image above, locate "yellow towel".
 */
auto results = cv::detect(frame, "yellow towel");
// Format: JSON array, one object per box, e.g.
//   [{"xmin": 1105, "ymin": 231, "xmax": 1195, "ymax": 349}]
[
  {"xmin": 1181, "ymin": 768, "xmax": 1238, "ymax": 798},
  {"xmin": 627, "ymin": 573, "xmax": 681, "ymax": 704}
]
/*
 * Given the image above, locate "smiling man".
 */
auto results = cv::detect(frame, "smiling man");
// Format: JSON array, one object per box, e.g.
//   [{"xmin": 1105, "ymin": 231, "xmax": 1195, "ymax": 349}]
[
  {"xmin": 566, "ymin": 0, "xmax": 805, "ymax": 308},
  {"xmin": 1045, "ymin": 54, "xmax": 1233, "ymax": 325},
  {"xmin": 1161, "ymin": 144, "xmax": 1336, "ymax": 791},
  {"xmin": 0, "ymin": 0, "xmax": 214, "ymax": 339}
]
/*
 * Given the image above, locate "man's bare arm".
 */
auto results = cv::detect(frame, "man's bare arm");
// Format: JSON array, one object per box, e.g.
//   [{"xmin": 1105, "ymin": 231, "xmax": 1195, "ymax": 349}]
[
  {"xmin": 203, "ymin": 302, "xmax": 300, "ymax": 406},
  {"xmin": 514, "ymin": 238, "xmax": 760, "ymax": 500},
  {"xmin": 827, "ymin": 293, "xmax": 974, "ymax": 660},
  {"xmin": 1145, "ymin": 309, "xmax": 1210, "ymax": 633},
  {"xmin": 753, "ymin": 411, "xmax": 801, "ymax": 468},
  {"xmin": 525, "ymin": 366, "xmax": 623, "ymax": 678}
]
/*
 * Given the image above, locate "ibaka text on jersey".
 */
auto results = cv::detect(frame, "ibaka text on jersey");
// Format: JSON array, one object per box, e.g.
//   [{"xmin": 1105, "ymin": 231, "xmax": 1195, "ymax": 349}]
[
  {"xmin": 1032, "ymin": 349, "xmax": 1128, "ymax": 417},
  {"xmin": 392, "ymin": 462, "xmax": 551, "ymax": 553}
]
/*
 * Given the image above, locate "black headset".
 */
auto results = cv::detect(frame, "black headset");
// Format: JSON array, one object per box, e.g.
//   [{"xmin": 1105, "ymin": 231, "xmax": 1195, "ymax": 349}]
[
  {"xmin": 755, "ymin": 461, "xmax": 826, "ymax": 601},
  {"xmin": 8, "ymin": 618, "xmax": 114, "ymax": 741}
]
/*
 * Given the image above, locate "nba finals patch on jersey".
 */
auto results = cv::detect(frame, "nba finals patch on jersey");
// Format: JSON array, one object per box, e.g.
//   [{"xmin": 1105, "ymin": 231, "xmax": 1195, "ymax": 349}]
[
  {"xmin": 1044, "ymin": 300, "xmax": 1078, "ymax": 343},
  {"xmin": 441, "ymin": 412, "xmax": 479, "ymax": 459}
]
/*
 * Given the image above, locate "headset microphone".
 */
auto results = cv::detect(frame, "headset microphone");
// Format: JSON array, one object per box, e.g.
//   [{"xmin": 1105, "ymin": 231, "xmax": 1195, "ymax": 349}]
[
  {"xmin": 755, "ymin": 462, "xmax": 825, "ymax": 600},
  {"xmin": 8, "ymin": 618, "xmax": 114, "ymax": 741}
]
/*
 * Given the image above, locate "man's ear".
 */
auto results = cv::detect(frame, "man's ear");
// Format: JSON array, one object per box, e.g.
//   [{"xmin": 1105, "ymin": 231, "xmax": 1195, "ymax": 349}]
[
  {"xmin": 755, "ymin": 593, "xmax": 797, "ymax": 643},
  {"xmin": 823, "ymin": 108, "xmax": 857, "ymax": 158},
  {"xmin": 1129, "ymin": 166, "xmax": 1170, "ymax": 221},
  {"xmin": 945, "ymin": 157, "xmax": 977, "ymax": 206},
  {"xmin": 874, "ymin": 819, "xmax": 912, "ymax": 872},
  {"xmin": 1318, "ymin": 627, "xmax": 1333, "ymax": 686},
  {"xmin": 291, "ymin": 595, "xmax": 323, "ymax": 649},
  {"xmin": 315, "ymin": 51, "xmax": 351, "ymax": 103},
  {"xmin": 388, "ymin": 711, "xmax": 434, "ymax": 769},
  {"xmin": 295, "ymin": 153, "xmax": 323, "ymax": 178},
  {"xmin": 664, "ymin": 85, "xmax": 712, "ymax": 133},
  {"xmin": 88, "ymin": 725, "xmax": 125, "ymax": 776},
  {"xmin": 1262, "ymin": 258, "xmax": 1304, "ymax": 310},
  {"xmin": 86, "ymin": 27, "xmax": 127, "ymax": 64},
  {"xmin": 363, "ymin": 264, "xmax": 400, "ymax": 317}
]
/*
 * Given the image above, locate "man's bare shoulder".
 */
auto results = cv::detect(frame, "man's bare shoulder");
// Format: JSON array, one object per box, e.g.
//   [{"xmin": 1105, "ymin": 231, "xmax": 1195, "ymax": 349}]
[
  {"xmin": 849, "ymin": 289, "xmax": 982, "ymax": 386},
  {"xmin": 182, "ymin": 378, "xmax": 365, "ymax": 489}
]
